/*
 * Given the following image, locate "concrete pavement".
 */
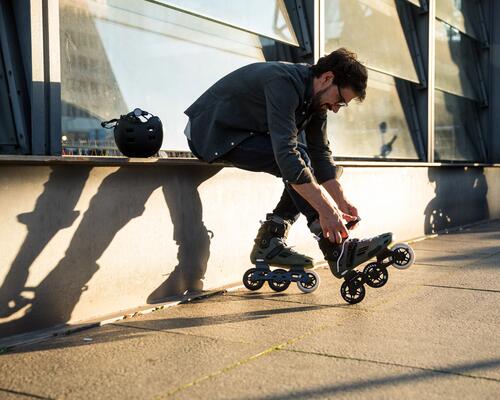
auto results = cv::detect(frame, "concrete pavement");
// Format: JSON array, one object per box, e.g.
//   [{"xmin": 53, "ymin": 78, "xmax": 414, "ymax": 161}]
[{"xmin": 1, "ymin": 220, "xmax": 499, "ymax": 399}]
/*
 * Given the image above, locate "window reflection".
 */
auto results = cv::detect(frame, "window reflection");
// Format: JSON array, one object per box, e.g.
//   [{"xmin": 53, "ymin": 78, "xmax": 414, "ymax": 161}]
[
  {"xmin": 151, "ymin": 0, "xmax": 299, "ymax": 46},
  {"xmin": 435, "ymin": 20, "xmax": 480, "ymax": 101},
  {"xmin": 434, "ymin": 90, "xmax": 483, "ymax": 161},
  {"xmin": 325, "ymin": 0, "xmax": 419, "ymax": 83},
  {"xmin": 328, "ymin": 70, "xmax": 420, "ymax": 160},
  {"xmin": 436, "ymin": 0, "xmax": 480, "ymax": 40},
  {"xmin": 60, "ymin": 0, "xmax": 271, "ymax": 155}
]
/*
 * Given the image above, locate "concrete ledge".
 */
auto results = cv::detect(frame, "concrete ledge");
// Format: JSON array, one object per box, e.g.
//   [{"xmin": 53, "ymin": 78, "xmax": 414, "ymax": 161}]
[{"xmin": 0, "ymin": 155, "xmax": 499, "ymax": 168}]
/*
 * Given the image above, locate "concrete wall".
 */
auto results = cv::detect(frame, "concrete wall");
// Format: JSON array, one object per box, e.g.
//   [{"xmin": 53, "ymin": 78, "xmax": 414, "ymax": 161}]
[{"xmin": 0, "ymin": 163, "xmax": 498, "ymax": 338}]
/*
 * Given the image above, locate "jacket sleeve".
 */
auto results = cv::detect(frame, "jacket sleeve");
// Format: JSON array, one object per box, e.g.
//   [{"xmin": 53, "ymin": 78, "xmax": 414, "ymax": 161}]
[
  {"xmin": 305, "ymin": 111, "xmax": 338, "ymax": 184},
  {"xmin": 264, "ymin": 77, "xmax": 314, "ymax": 184}
]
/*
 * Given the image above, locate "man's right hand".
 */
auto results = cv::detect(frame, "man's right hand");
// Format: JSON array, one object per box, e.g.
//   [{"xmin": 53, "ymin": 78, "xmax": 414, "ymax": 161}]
[
  {"xmin": 319, "ymin": 209, "xmax": 358, "ymax": 244},
  {"xmin": 291, "ymin": 181, "xmax": 357, "ymax": 243}
]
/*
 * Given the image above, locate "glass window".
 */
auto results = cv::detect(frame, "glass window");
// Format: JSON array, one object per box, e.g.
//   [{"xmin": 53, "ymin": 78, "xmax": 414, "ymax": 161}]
[
  {"xmin": 151, "ymin": 0, "xmax": 299, "ymax": 46},
  {"xmin": 436, "ymin": 0, "xmax": 480, "ymax": 40},
  {"xmin": 434, "ymin": 89, "xmax": 483, "ymax": 162},
  {"xmin": 60, "ymin": 0, "xmax": 270, "ymax": 155},
  {"xmin": 435, "ymin": 20, "xmax": 480, "ymax": 101},
  {"xmin": 324, "ymin": 0, "xmax": 419, "ymax": 83},
  {"xmin": 327, "ymin": 70, "xmax": 420, "ymax": 160}
]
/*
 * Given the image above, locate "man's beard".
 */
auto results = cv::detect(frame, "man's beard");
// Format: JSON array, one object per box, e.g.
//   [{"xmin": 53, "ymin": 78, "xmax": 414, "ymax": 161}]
[{"xmin": 310, "ymin": 86, "xmax": 330, "ymax": 114}]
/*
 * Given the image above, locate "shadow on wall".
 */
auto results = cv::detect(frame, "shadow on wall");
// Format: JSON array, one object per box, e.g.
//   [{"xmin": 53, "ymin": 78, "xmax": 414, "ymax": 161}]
[
  {"xmin": 424, "ymin": 167, "xmax": 489, "ymax": 234},
  {"xmin": 0, "ymin": 165, "xmax": 220, "ymax": 338}
]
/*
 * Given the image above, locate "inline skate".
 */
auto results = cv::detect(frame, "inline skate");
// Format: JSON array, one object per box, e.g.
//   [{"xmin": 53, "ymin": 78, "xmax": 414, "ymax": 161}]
[
  {"xmin": 242, "ymin": 214, "xmax": 320, "ymax": 293},
  {"xmin": 312, "ymin": 219, "xmax": 415, "ymax": 304}
]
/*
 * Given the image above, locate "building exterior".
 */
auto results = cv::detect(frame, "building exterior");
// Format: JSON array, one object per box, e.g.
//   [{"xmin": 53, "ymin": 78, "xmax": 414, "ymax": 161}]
[{"xmin": 1, "ymin": 0, "xmax": 500, "ymax": 338}]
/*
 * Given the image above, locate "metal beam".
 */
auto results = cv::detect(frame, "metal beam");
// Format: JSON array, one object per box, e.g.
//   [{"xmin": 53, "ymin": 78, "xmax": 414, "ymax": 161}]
[
  {"xmin": 0, "ymin": 2, "xmax": 30, "ymax": 153},
  {"xmin": 427, "ymin": 0, "xmax": 436, "ymax": 163},
  {"xmin": 46, "ymin": 0, "xmax": 61, "ymax": 155},
  {"xmin": 489, "ymin": 0, "xmax": 500, "ymax": 162},
  {"xmin": 30, "ymin": 0, "xmax": 47, "ymax": 155},
  {"xmin": 313, "ymin": 0, "xmax": 324, "ymax": 62}
]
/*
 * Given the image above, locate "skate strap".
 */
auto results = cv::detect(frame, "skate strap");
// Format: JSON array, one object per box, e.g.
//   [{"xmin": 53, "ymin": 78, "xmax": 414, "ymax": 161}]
[{"xmin": 265, "ymin": 244, "xmax": 285, "ymax": 260}]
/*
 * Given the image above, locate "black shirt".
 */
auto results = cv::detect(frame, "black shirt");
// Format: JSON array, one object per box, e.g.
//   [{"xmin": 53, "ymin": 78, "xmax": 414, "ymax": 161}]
[{"xmin": 184, "ymin": 62, "xmax": 338, "ymax": 184}]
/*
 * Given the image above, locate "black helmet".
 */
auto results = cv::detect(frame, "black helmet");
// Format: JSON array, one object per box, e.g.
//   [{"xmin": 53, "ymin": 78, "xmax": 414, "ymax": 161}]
[{"xmin": 101, "ymin": 108, "xmax": 163, "ymax": 157}]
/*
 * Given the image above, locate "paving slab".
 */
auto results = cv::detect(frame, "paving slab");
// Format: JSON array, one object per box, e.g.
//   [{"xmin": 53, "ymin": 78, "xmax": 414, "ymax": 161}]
[
  {"xmin": 0, "ymin": 324, "xmax": 266, "ymax": 400},
  {"xmin": 411, "ymin": 236, "xmax": 500, "ymax": 256},
  {"xmin": 115, "ymin": 288, "xmax": 362, "ymax": 347},
  {"xmin": 286, "ymin": 283, "xmax": 500, "ymax": 381},
  {"xmin": 172, "ymin": 349, "xmax": 500, "ymax": 400},
  {"xmin": 409, "ymin": 248, "xmax": 494, "ymax": 267}
]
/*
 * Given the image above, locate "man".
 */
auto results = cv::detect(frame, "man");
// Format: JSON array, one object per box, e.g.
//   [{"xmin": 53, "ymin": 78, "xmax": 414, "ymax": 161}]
[{"xmin": 184, "ymin": 48, "xmax": 367, "ymax": 275}]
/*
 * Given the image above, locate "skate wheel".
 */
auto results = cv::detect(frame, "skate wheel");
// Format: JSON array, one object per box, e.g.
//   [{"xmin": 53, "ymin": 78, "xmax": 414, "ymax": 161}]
[
  {"xmin": 243, "ymin": 268, "xmax": 265, "ymax": 291},
  {"xmin": 268, "ymin": 269, "xmax": 290, "ymax": 292},
  {"xmin": 391, "ymin": 243, "xmax": 415, "ymax": 270},
  {"xmin": 297, "ymin": 270, "xmax": 320, "ymax": 293},
  {"xmin": 340, "ymin": 279, "xmax": 365, "ymax": 304},
  {"xmin": 363, "ymin": 263, "xmax": 388, "ymax": 288}
]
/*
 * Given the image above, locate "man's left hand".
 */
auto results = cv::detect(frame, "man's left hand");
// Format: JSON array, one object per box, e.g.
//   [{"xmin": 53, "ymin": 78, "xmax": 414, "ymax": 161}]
[{"xmin": 338, "ymin": 200, "xmax": 360, "ymax": 229}]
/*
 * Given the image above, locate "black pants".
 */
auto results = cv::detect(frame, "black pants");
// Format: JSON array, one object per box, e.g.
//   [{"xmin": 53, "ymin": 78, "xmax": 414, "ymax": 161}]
[{"xmin": 209, "ymin": 134, "xmax": 319, "ymax": 225}]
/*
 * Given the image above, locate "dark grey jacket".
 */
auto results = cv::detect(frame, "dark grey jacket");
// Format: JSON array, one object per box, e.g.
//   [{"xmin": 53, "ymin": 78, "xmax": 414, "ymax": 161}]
[{"xmin": 184, "ymin": 62, "xmax": 337, "ymax": 184}]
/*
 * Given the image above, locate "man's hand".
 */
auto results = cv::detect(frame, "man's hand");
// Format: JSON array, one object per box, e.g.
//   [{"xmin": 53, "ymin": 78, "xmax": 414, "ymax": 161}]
[
  {"xmin": 290, "ymin": 180, "xmax": 359, "ymax": 243},
  {"xmin": 337, "ymin": 199, "xmax": 360, "ymax": 229},
  {"xmin": 319, "ymin": 209, "xmax": 358, "ymax": 243},
  {"xmin": 322, "ymin": 179, "xmax": 360, "ymax": 229}
]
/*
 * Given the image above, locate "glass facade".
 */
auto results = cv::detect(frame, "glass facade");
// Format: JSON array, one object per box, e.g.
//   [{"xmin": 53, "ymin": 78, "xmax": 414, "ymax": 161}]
[
  {"xmin": 433, "ymin": 3, "xmax": 485, "ymax": 162},
  {"xmin": 435, "ymin": 19, "xmax": 480, "ymax": 101},
  {"xmin": 0, "ymin": 0, "xmax": 494, "ymax": 163},
  {"xmin": 60, "ymin": 0, "xmax": 286, "ymax": 155},
  {"xmin": 434, "ymin": 89, "xmax": 483, "ymax": 161},
  {"xmin": 328, "ymin": 70, "xmax": 419, "ymax": 159},
  {"xmin": 436, "ymin": 0, "xmax": 481, "ymax": 40},
  {"xmin": 152, "ymin": 0, "xmax": 299, "ymax": 46},
  {"xmin": 324, "ymin": 0, "xmax": 422, "ymax": 160},
  {"xmin": 324, "ymin": 0, "xmax": 419, "ymax": 83}
]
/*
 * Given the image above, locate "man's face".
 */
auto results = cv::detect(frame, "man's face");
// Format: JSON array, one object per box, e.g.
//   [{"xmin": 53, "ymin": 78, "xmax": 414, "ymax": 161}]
[{"xmin": 311, "ymin": 72, "xmax": 358, "ymax": 114}]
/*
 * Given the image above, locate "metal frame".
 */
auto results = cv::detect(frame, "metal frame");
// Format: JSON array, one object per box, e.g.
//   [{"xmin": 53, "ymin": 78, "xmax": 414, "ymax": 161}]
[
  {"xmin": 488, "ymin": 0, "xmax": 500, "ymax": 162},
  {"xmin": 293, "ymin": 0, "xmax": 312, "ymax": 55},
  {"xmin": 0, "ymin": 2, "xmax": 30, "ymax": 153},
  {"xmin": 314, "ymin": 0, "xmax": 324, "ymax": 62},
  {"xmin": 426, "ymin": 0, "xmax": 436, "ymax": 163},
  {"xmin": 46, "ymin": 0, "xmax": 61, "ymax": 156},
  {"xmin": 399, "ymin": 0, "xmax": 427, "ymax": 88},
  {"xmin": 29, "ymin": 0, "xmax": 61, "ymax": 156},
  {"xmin": 30, "ymin": 0, "xmax": 47, "ymax": 155}
]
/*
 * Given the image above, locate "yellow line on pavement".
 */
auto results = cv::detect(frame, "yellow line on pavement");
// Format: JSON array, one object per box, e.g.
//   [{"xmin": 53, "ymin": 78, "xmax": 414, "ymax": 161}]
[{"xmin": 153, "ymin": 326, "xmax": 329, "ymax": 399}]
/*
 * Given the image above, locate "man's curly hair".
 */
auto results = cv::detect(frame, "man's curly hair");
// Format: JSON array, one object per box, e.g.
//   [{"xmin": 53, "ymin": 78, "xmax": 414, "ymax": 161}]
[{"xmin": 311, "ymin": 48, "xmax": 368, "ymax": 101}]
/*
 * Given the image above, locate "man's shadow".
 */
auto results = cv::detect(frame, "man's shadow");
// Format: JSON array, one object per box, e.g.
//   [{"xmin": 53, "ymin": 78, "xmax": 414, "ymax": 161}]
[
  {"xmin": 424, "ymin": 167, "xmax": 489, "ymax": 234},
  {"xmin": 0, "ymin": 164, "xmax": 220, "ymax": 338}
]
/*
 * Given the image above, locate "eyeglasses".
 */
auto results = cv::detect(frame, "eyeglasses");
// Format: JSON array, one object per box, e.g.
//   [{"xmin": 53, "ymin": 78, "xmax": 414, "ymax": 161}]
[{"xmin": 336, "ymin": 86, "xmax": 348, "ymax": 108}]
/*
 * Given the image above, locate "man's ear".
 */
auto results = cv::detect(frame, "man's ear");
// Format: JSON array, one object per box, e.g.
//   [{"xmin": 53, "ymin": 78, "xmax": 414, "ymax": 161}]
[{"xmin": 322, "ymin": 71, "xmax": 334, "ymax": 83}]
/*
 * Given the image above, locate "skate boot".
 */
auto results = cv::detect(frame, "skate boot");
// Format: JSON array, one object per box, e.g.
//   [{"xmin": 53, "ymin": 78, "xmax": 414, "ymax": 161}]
[
  {"xmin": 243, "ymin": 214, "xmax": 320, "ymax": 294},
  {"xmin": 310, "ymin": 220, "xmax": 415, "ymax": 304}
]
